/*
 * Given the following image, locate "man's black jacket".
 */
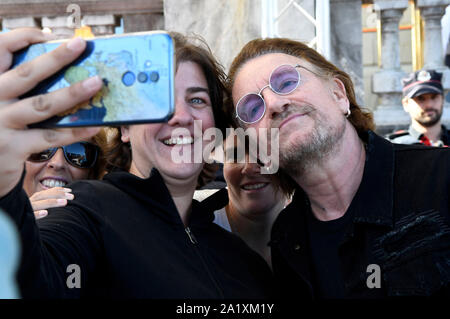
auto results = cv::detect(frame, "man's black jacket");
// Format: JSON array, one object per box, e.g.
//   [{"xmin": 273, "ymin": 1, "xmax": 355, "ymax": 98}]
[{"xmin": 270, "ymin": 131, "xmax": 450, "ymax": 298}]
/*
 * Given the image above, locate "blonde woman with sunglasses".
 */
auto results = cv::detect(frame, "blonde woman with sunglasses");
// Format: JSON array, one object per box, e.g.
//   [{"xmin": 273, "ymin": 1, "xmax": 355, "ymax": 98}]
[{"xmin": 24, "ymin": 130, "xmax": 106, "ymax": 219}]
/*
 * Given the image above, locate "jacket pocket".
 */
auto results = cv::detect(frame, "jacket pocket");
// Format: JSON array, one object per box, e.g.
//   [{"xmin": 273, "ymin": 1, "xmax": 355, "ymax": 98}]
[{"xmin": 373, "ymin": 210, "xmax": 450, "ymax": 296}]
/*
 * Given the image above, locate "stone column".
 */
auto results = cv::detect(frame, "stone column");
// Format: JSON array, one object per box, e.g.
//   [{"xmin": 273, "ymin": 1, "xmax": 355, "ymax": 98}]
[
  {"xmin": 82, "ymin": 15, "xmax": 117, "ymax": 36},
  {"xmin": 330, "ymin": 0, "xmax": 364, "ymax": 107},
  {"xmin": 41, "ymin": 16, "xmax": 74, "ymax": 39},
  {"xmin": 372, "ymin": 0, "xmax": 409, "ymax": 131},
  {"xmin": 2, "ymin": 16, "xmax": 39, "ymax": 30},
  {"xmin": 164, "ymin": 0, "xmax": 261, "ymax": 70},
  {"xmin": 418, "ymin": 0, "xmax": 450, "ymax": 69}
]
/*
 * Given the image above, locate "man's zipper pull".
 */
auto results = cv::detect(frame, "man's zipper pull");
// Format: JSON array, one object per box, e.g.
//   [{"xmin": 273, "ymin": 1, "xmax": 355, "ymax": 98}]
[{"xmin": 185, "ymin": 227, "xmax": 198, "ymax": 244}]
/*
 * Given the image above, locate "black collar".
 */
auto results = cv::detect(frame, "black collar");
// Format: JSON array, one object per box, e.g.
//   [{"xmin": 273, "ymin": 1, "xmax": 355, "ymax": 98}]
[
  {"xmin": 350, "ymin": 131, "xmax": 394, "ymax": 228},
  {"xmin": 441, "ymin": 124, "xmax": 449, "ymax": 145},
  {"xmin": 288, "ymin": 131, "xmax": 394, "ymax": 228},
  {"xmin": 103, "ymin": 168, "xmax": 216, "ymax": 227}
]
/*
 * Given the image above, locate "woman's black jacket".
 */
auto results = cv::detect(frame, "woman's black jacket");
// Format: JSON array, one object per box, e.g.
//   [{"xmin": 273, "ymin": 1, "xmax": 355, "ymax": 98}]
[{"xmin": 0, "ymin": 168, "xmax": 274, "ymax": 298}]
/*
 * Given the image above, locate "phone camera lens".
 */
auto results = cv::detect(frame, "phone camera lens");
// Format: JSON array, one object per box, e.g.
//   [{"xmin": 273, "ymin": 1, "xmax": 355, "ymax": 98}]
[
  {"xmin": 149, "ymin": 71, "xmax": 159, "ymax": 82},
  {"xmin": 137, "ymin": 72, "xmax": 148, "ymax": 83},
  {"xmin": 122, "ymin": 71, "xmax": 135, "ymax": 86}
]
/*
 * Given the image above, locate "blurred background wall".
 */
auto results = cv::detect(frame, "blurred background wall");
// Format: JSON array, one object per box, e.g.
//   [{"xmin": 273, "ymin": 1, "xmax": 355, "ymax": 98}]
[{"xmin": 1, "ymin": 0, "xmax": 449, "ymax": 134}]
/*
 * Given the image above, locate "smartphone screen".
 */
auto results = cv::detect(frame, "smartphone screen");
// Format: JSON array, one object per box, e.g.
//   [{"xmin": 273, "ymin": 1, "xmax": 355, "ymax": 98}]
[{"xmin": 12, "ymin": 31, "xmax": 175, "ymax": 127}]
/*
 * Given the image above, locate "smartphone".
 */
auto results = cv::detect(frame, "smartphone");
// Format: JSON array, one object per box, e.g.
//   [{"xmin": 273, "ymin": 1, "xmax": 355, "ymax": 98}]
[{"xmin": 12, "ymin": 31, "xmax": 175, "ymax": 128}]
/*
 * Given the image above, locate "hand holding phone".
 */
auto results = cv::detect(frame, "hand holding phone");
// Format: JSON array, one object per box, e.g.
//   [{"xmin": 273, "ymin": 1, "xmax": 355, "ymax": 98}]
[
  {"xmin": 12, "ymin": 31, "xmax": 175, "ymax": 128},
  {"xmin": 0, "ymin": 28, "xmax": 101, "ymax": 197}
]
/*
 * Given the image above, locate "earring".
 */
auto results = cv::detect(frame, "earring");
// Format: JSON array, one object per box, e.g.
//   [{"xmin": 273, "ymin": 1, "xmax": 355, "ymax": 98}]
[{"xmin": 345, "ymin": 108, "xmax": 351, "ymax": 118}]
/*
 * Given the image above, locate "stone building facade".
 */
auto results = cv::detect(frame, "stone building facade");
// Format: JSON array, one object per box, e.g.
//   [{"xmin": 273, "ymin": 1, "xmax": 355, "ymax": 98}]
[{"xmin": 1, "ymin": 0, "xmax": 449, "ymax": 133}]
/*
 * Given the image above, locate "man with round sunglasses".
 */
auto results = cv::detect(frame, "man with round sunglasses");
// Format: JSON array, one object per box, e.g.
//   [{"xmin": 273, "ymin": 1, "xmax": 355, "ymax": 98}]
[
  {"xmin": 234, "ymin": 64, "xmax": 322, "ymax": 124},
  {"xmin": 24, "ymin": 132, "xmax": 105, "ymax": 219},
  {"xmin": 227, "ymin": 38, "xmax": 450, "ymax": 299}
]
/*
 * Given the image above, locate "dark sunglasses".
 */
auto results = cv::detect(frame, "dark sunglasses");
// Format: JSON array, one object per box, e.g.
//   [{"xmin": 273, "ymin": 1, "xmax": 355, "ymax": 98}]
[
  {"xmin": 27, "ymin": 142, "xmax": 99, "ymax": 169},
  {"xmin": 235, "ymin": 64, "xmax": 318, "ymax": 124}
]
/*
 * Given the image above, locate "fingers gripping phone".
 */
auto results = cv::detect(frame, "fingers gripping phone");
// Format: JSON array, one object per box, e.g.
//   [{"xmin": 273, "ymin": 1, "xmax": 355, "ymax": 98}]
[{"xmin": 12, "ymin": 31, "xmax": 175, "ymax": 128}]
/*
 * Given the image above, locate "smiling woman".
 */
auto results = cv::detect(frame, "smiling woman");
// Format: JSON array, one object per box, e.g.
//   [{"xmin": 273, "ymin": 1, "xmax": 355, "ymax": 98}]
[{"xmin": 210, "ymin": 134, "xmax": 295, "ymax": 268}]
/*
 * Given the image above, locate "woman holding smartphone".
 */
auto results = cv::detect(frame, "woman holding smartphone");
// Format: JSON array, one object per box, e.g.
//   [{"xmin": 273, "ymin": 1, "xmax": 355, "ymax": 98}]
[{"xmin": 0, "ymin": 29, "xmax": 273, "ymax": 298}]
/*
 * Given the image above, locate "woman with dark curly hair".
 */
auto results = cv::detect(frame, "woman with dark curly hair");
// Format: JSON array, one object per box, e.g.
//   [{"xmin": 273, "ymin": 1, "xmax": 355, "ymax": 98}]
[{"xmin": 25, "ymin": 129, "xmax": 107, "ymax": 219}]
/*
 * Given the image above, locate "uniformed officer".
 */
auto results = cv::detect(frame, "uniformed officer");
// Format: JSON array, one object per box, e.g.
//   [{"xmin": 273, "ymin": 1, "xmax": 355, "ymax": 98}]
[{"xmin": 387, "ymin": 69, "xmax": 449, "ymax": 146}]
